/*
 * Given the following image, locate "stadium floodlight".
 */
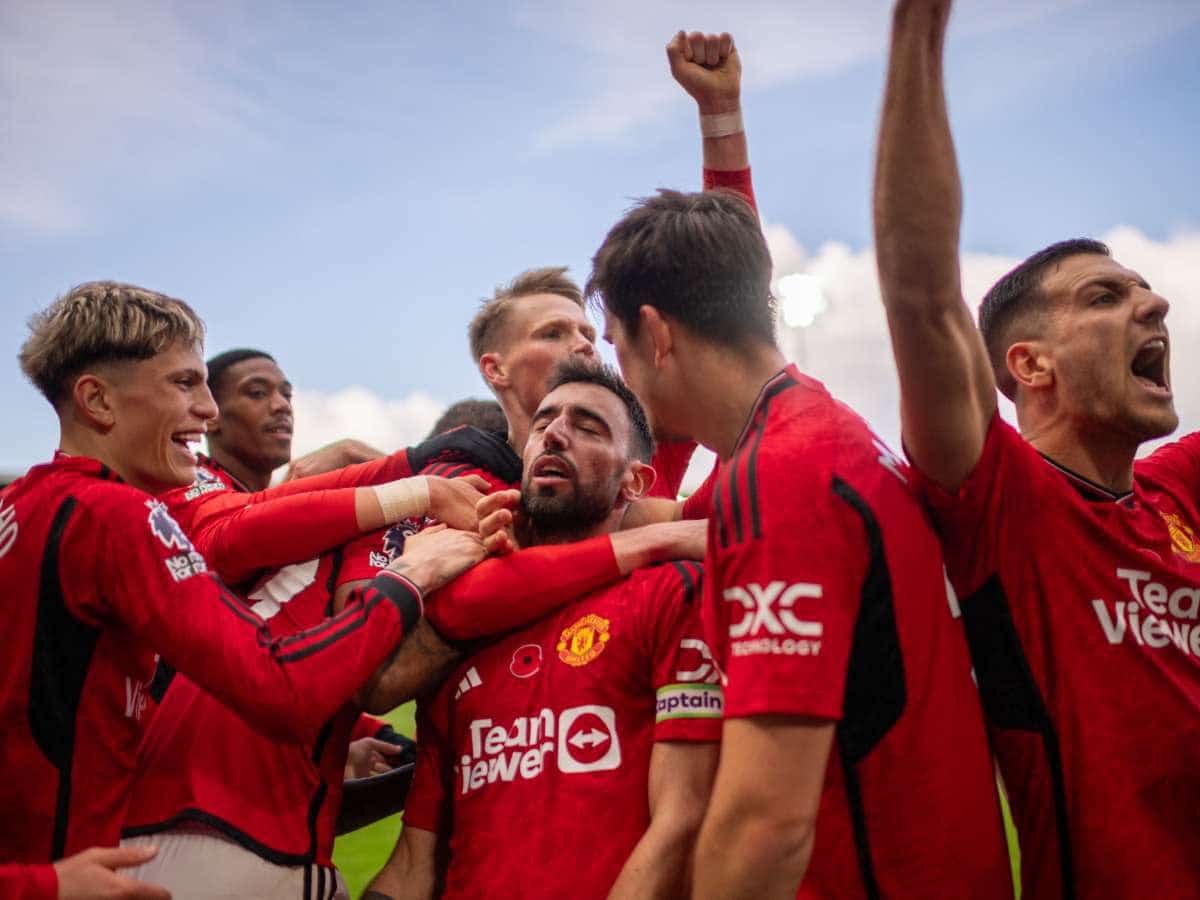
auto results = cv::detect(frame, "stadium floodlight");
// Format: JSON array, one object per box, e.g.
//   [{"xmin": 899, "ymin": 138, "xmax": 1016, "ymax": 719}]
[{"xmin": 778, "ymin": 272, "xmax": 827, "ymax": 329}]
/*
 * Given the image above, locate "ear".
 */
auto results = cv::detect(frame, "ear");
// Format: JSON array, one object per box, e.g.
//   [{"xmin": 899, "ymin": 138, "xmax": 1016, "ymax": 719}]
[
  {"xmin": 479, "ymin": 352, "xmax": 509, "ymax": 391},
  {"xmin": 638, "ymin": 306, "xmax": 674, "ymax": 369},
  {"xmin": 617, "ymin": 460, "xmax": 656, "ymax": 504},
  {"xmin": 72, "ymin": 373, "xmax": 117, "ymax": 431},
  {"xmin": 1007, "ymin": 341, "xmax": 1055, "ymax": 391}
]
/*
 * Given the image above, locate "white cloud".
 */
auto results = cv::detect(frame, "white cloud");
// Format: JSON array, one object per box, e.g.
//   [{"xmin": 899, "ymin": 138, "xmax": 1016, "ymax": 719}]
[
  {"xmin": 766, "ymin": 225, "xmax": 1200, "ymax": 455},
  {"xmin": 287, "ymin": 386, "xmax": 445, "ymax": 459}
]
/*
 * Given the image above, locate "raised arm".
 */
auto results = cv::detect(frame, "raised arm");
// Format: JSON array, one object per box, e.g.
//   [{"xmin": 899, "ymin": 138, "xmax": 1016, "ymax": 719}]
[
  {"xmin": 873, "ymin": 0, "xmax": 995, "ymax": 490},
  {"xmin": 668, "ymin": 31, "xmax": 749, "ymax": 177}
]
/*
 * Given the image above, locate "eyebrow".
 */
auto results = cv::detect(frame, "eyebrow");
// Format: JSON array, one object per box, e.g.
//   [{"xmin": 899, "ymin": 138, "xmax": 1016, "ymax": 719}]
[
  {"xmin": 535, "ymin": 317, "xmax": 597, "ymax": 339},
  {"xmin": 241, "ymin": 376, "xmax": 292, "ymax": 391},
  {"xmin": 532, "ymin": 402, "xmax": 612, "ymax": 434},
  {"xmin": 1080, "ymin": 274, "xmax": 1152, "ymax": 295}
]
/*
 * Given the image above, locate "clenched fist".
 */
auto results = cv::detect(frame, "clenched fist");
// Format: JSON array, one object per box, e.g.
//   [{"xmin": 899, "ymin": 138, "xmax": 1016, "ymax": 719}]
[{"xmin": 666, "ymin": 30, "xmax": 741, "ymax": 115}]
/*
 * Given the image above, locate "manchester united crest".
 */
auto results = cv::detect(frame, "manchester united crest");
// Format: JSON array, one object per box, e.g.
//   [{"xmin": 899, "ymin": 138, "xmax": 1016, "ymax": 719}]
[
  {"xmin": 1161, "ymin": 511, "xmax": 1200, "ymax": 563},
  {"xmin": 557, "ymin": 614, "xmax": 611, "ymax": 667}
]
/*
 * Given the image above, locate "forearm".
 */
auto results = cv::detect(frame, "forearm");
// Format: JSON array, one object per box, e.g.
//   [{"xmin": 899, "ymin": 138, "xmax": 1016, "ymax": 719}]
[
  {"xmin": 693, "ymin": 808, "xmax": 813, "ymax": 900},
  {"xmin": 424, "ymin": 536, "xmax": 621, "ymax": 640},
  {"xmin": 607, "ymin": 819, "xmax": 698, "ymax": 900},
  {"xmin": 610, "ymin": 520, "xmax": 703, "ymax": 573},
  {"xmin": 873, "ymin": 0, "xmax": 962, "ymax": 310},
  {"xmin": 358, "ymin": 618, "xmax": 462, "ymax": 714},
  {"xmin": 364, "ymin": 828, "xmax": 437, "ymax": 900}
]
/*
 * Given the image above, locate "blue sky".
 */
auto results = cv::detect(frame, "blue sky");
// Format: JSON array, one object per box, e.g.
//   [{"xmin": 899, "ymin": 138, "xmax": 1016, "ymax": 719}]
[{"xmin": 3, "ymin": 0, "xmax": 1199, "ymax": 474}]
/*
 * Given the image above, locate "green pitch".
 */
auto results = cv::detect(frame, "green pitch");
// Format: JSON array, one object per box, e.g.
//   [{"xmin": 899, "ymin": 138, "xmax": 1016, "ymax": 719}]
[
  {"xmin": 333, "ymin": 703, "xmax": 415, "ymax": 899},
  {"xmin": 332, "ymin": 703, "xmax": 1022, "ymax": 899}
]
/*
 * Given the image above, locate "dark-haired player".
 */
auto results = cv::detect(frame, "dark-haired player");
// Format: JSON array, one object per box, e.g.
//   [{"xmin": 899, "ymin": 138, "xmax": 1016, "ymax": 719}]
[
  {"xmin": 0, "ymin": 283, "xmax": 482, "ymax": 891},
  {"xmin": 873, "ymin": 1, "xmax": 1200, "ymax": 896},
  {"xmin": 588, "ymin": 52, "xmax": 1011, "ymax": 900},
  {"xmin": 365, "ymin": 363, "xmax": 719, "ymax": 900}
]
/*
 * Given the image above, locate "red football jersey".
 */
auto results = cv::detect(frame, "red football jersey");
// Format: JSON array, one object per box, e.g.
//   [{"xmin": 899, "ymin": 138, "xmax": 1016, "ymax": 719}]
[
  {"xmin": 912, "ymin": 415, "xmax": 1200, "ymax": 899},
  {"xmin": 161, "ymin": 451, "xmax": 414, "ymax": 587},
  {"xmin": 124, "ymin": 550, "xmax": 362, "ymax": 867},
  {"xmin": 405, "ymin": 561, "xmax": 720, "ymax": 898},
  {"xmin": 701, "ymin": 366, "xmax": 1011, "ymax": 899},
  {"xmin": 0, "ymin": 453, "xmax": 419, "ymax": 862}
]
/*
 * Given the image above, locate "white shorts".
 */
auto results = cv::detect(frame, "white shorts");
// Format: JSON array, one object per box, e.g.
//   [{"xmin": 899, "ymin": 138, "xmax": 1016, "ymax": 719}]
[{"xmin": 121, "ymin": 828, "xmax": 348, "ymax": 900}]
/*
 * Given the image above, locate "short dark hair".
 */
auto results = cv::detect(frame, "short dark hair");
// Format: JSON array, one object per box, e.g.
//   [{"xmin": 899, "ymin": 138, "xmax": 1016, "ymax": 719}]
[
  {"xmin": 544, "ymin": 360, "xmax": 654, "ymax": 463},
  {"xmin": 206, "ymin": 348, "xmax": 276, "ymax": 402},
  {"xmin": 586, "ymin": 189, "xmax": 776, "ymax": 348},
  {"xmin": 427, "ymin": 398, "xmax": 508, "ymax": 439},
  {"xmin": 978, "ymin": 238, "xmax": 1110, "ymax": 399}
]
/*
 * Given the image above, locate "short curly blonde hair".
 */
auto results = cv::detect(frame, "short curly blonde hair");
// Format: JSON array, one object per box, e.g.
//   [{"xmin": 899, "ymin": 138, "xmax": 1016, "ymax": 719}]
[{"xmin": 20, "ymin": 281, "xmax": 205, "ymax": 408}]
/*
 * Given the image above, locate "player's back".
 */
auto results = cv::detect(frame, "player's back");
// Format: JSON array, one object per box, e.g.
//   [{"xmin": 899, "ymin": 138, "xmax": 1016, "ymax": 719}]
[
  {"xmin": 0, "ymin": 455, "xmax": 158, "ymax": 861},
  {"xmin": 704, "ymin": 366, "xmax": 1011, "ymax": 899}
]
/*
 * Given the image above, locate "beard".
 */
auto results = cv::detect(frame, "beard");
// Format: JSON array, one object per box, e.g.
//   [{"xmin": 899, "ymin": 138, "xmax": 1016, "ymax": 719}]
[{"xmin": 521, "ymin": 470, "xmax": 619, "ymax": 541}]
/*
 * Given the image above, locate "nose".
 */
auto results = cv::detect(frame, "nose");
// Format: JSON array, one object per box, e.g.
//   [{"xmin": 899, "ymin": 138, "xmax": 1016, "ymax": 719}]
[
  {"xmin": 271, "ymin": 389, "xmax": 293, "ymax": 414},
  {"xmin": 195, "ymin": 384, "xmax": 219, "ymax": 422},
  {"xmin": 573, "ymin": 329, "xmax": 596, "ymax": 358},
  {"xmin": 542, "ymin": 413, "xmax": 570, "ymax": 449},
  {"xmin": 1134, "ymin": 286, "xmax": 1170, "ymax": 324}
]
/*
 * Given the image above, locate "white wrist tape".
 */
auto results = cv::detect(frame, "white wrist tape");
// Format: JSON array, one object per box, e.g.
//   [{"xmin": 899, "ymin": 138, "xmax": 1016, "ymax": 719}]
[
  {"xmin": 373, "ymin": 476, "xmax": 430, "ymax": 523},
  {"xmin": 699, "ymin": 109, "xmax": 744, "ymax": 139}
]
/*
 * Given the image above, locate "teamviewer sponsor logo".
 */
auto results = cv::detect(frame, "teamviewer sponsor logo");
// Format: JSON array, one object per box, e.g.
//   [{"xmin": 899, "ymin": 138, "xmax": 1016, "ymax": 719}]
[
  {"xmin": 724, "ymin": 581, "xmax": 824, "ymax": 657},
  {"xmin": 459, "ymin": 705, "xmax": 621, "ymax": 796},
  {"xmin": 656, "ymin": 684, "xmax": 723, "ymax": 722},
  {"xmin": 1091, "ymin": 568, "xmax": 1200, "ymax": 656}
]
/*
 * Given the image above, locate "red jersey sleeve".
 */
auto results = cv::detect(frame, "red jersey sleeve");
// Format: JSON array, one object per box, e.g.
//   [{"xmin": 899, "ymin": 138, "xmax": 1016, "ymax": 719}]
[
  {"xmin": 0, "ymin": 864, "xmax": 56, "ymax": 899},
  {"xmin": 646, "ymin": 440, "xmax": 697, "ymax": 500},
  {"xmin": 703, "ymin": 167, "xmax": 757, "ymax": 214},
  {"xmin": 706, "ymin": 444, "xmax": 866, "ymax": 721},
  {"xmin": 86, "ymin": 491, "xmax": 421, "ymax": 744},
  {"xmin": 349, "ymin": 713, "xmax": 389, "ymax": 743},
  {"xmin": 424, "ymin": 536, "xmax": 621, "ymax": 642},
  {"xmin": 907, "ymin": 412, "xmax": 1043, "ymax": 598},
  {"xmin": 639, "ymin": 562, "xmax": 723, "ymax": 742},
  {"xmin": 402, "ymin": 697, "xmax": 451, "ymax": 834},
  {"xmin": 337, "ymin": 527, "xmax": 395, "ymax": 587},
  {"xmin": 1135, "ymin": 431, "xmax": 1200, "ymax": 499}
]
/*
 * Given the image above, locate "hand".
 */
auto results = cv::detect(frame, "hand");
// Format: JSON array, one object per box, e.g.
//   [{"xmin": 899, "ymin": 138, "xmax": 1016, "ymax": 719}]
[
  {"xmin": 476, "ymin": 489, "xmax": 524, "ymax": 555},
  {"xmin": 391, "ymin": 524, "xmax": 485, "ymax": 594},
  {"xmin": 285, "ymin": 439, "xmax": 384, "ymax": 481},
  {"xmin": 344, "ymin": 736, "xmax": 404, "ymax": 780},
  {"xmin": 426, "ymin": 475, "xmax": 489, "ymax": 531},
  {"xmin": 666, "ymin": 30, "xmax": 741, "ymax": 115},
  {"xmin": 54, "ymin": 845, "xmax": 171, "ymax": 900}
]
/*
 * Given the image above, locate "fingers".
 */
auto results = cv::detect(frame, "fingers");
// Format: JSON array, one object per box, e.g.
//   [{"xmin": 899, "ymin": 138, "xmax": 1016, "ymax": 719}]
[
  {"xmin": 478, "ymin": 506, "xmax": 513, "ymax": 540},
  {"xmin": 483, "ymin": 530, "xmax": 516, "ymax": 556},
  {"xmin": 81, "ymin": 844, "xmax": 159, "ymax": 869},
  {"xmin": 360, "ymin": 737, "xmax": 405, "ymax": 755},
  {"xmin": 460, "ymin": 474, "xmax": 490, "ymax": 492},
  {"xmin": 476, "ymin": 488, "xmax": 520, "ymax": 519},
  {"xmin": 719, "ymin": 32, "xmax": 734, "ymax": 60},
  {"xmin": 676, "ymin": 31, "xmax": 731, "ymax": 68}
]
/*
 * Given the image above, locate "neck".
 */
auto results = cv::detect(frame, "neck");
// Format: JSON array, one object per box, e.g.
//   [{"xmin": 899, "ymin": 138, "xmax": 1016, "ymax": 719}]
[
  {"xmin": 679, "ymin": 343, "xmax": 789, "ymax": 460},
  {"xmin": 206, "ymin": 445, "xmax": 271, "ymax": 492},
  {"xmin": 1019, "ymin": 413, "xmax": 1138, "ymax": 494},
  {"xmin": 58, "ymin": 424, "xmax": 130, "ymax": 484},
  {"xmin": 528, "ymin": 506, "xmax": 626, "ymax": 547},
  {"xmin": 501, "ymin": 398, "xmax": 531, "ymax": 458}
]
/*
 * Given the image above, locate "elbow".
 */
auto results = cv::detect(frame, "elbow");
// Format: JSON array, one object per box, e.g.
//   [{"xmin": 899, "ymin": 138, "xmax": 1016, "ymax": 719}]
[{"xmin": 702, "ymin": 807, "xmax": 817, "ymax": 885}]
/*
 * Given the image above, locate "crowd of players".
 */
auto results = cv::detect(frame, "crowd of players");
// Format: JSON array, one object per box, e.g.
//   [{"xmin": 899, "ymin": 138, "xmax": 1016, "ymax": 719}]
[{"xmin": 2, "ymin": 3, "xmax": 1197, "ymax": 898}]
